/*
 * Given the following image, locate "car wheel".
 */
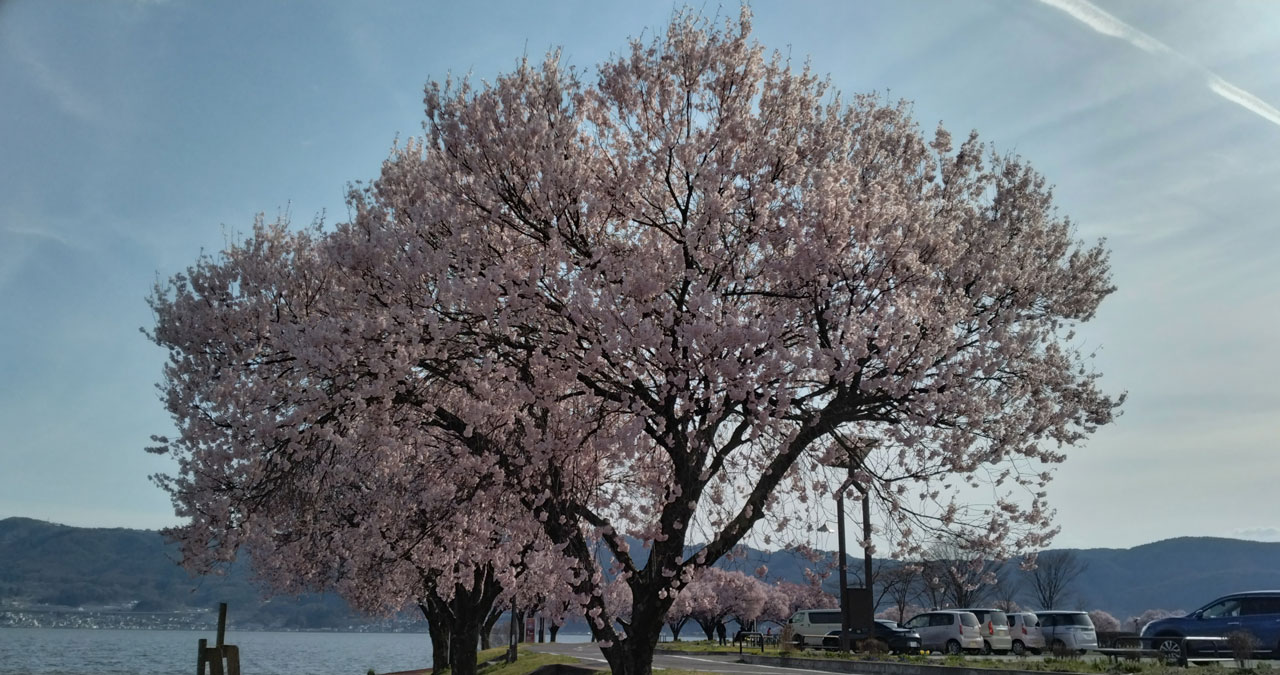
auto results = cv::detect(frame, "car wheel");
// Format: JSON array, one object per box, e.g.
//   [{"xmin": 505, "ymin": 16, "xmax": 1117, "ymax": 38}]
[
  {"xmin": 1012, "ymin": 640, "xmax": 1026, "ymax": 656},
  {"xmin": 946, "ymin": 639, "xmax": 963, "ymax": 655},
  {"xmin": 981, "ymin": 640, "xmax": 992, "ymax": 655},
  {"xmin": 1155, "ymin": 636, "xmax": 1183, "ymax": 664}
]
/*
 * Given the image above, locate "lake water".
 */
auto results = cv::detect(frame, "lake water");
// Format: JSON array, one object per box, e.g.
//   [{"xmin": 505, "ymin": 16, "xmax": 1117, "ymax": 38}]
[{"xmin": 0, "ymin": 627, "xmax": 593, "ymax": 675}]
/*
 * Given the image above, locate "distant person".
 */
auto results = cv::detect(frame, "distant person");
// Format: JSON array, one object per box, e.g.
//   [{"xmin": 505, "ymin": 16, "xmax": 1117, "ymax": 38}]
[{"xmin": 716, "ymin": 621, "xmax": 727, "ymax": 645}]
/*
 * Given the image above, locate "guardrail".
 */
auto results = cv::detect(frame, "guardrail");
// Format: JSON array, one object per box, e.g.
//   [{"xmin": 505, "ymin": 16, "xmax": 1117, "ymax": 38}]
[{"xmin": 1096, "ymin": 635, "xmax": 1233, "ymax": 667}]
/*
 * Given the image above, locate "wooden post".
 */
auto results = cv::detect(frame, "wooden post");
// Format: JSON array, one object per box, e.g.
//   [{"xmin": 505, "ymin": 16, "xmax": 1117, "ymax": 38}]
[
  {"xmin": 223, "ymin": 645, "xmax": 240, "ymax": 675},
  {"xmin": 216, "ymin": 603, "xmax": 228, "ymax": 647},
  {"xmin": 199, "ymin": 603, "xmax": 239, "ymax": 675}
]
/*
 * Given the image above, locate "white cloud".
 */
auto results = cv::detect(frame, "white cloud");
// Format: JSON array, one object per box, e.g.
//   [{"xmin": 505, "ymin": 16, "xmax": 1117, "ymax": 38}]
[
  {"xmin": 1037, "ymin": 0, "xmax": 1168, "ymax": 54},
  {"xmin": 1038, "ymin": 0, "xmax": 1280, "ymax": 130},
  {"xmin": 1207, "ymin": 78, "xmax": 1280, "ymax": 128},
  {"xmin": 1228, "ymin": 527, "xmax": 1280, "ymax": 542}
]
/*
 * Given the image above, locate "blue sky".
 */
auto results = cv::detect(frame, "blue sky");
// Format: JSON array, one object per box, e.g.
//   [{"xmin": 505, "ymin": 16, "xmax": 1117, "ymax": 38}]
[{"xmin": 2, "ymin": 0, "xmax": 1278, "ymax": 550}]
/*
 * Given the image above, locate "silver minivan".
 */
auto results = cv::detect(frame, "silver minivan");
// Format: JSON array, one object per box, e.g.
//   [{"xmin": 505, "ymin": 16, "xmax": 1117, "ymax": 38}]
[
  {"xmin": 901, "ymin": 610, "xmax": 984, "ymax": 654},
  {"xmin": 1036, "ymin": 610, "xmax": 1099, "ymax": 653},
  {"xmin": 957, "ymin": 608, "xmax": 1013, "ymax": 654}
]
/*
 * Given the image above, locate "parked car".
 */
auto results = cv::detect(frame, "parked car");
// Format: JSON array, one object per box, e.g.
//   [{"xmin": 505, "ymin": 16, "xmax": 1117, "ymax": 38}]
[
  {"xmin": 1036, "ymin": 610, "xmax": 1099, "ymax": 653},
  {"xmin": 1009, "ymin": 612, "xmax": 1046, "ymax": 655},
  {"xmin": 1140, "ymin": 590, "xmax": 1280, "ymax": 661},
  {"xmin": 822, "ymin": 620, "xmax": 923, "ymax": 654},
  {"xmin": 901, "ymin": 610, "xmax": 984, "ymax": 654},
  {"xmin": 787, "ymin": 608, "xmax": 842, "ymax": 645},
  {"xmin": 956, "ymin": 608, "xmax": 1013, "ymax": 654}
]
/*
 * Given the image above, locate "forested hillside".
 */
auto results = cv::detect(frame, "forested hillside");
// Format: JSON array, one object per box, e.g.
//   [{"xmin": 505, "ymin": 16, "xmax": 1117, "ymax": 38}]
[{"xmin": 4, "ymin": 517, "xmax": 1278, "ymax": 629}]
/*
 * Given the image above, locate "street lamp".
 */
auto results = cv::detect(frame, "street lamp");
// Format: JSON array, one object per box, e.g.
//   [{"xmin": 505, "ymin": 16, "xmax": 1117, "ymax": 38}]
[{"xmin": 821, "ymin": 435, "xmax": 878, "ymax": 652}]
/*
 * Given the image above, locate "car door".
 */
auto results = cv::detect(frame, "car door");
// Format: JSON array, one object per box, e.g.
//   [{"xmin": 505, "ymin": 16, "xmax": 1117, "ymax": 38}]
[
  {"xmin": 1194, "ymin": 598, "xmax": 1245, "ymax": 655},
  {"xmin": 1241, "ymin": 596, "xmax": 1280, "ymax": 653},
  {"xmin": 903, "ymin": 614, "xmax": 936, "ymax": 650},
  {"xmin": 1040, "ymin": 613, "xmax": 1059, "ymax": 647}
]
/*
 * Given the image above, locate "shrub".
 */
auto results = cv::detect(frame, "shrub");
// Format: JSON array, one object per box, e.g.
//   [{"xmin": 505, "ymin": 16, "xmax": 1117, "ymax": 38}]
[
  {"xmin": 857, "ymin": 638, "xmax": 890, "ymax": 656},
  {"xmin": 779, "ymin": 624, "xmax": 796, "ymax": 655},
  {"xmin": 1226, "ymin": 630, "xmax": 1259, "ymax": 667}
]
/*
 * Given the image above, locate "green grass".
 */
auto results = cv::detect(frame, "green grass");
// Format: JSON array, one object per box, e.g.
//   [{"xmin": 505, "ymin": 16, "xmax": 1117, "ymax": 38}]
[{"xmin": 473, "ymin": 645, "xmax": 582, "ymax": 675}]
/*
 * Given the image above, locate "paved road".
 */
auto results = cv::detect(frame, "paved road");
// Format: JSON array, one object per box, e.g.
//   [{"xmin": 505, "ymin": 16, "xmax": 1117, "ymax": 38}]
[{"xmin": 527, "ymin": 641, "xmax": 846, "ymax": 674}]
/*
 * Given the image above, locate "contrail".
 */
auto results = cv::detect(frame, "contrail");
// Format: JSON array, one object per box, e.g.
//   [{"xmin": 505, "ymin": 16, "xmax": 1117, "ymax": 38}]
[{"xmin": 1038, "ymin": 0, "xmax": 1280, "ymax": 129}]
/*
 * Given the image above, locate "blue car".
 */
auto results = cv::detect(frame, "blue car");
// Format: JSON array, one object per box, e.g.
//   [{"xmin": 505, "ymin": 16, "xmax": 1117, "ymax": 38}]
[{"xmin": 1140, "ymin": 591, "xmax": 1280, "ymax": 660}]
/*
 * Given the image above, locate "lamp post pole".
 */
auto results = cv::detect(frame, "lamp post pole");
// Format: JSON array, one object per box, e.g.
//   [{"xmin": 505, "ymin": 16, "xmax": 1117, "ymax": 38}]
[
  {"xmin": 836, "ymin": 484, "xmax": 851, "ymax": 652},
  {"xmin": 826, "ymin": 435, "xmax": 879, "ymax": 652}
]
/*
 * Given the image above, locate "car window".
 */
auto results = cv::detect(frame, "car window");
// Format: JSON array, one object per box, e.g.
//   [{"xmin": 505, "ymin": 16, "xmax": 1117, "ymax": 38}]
[
  {"xmin": 1242, "ymin": 597, "xmax": 1280, "ymax": 616},
  {"xmin": 904, "ymin": 616, "xmax": 926, "ymax": 629},
  {"xmin": 1040, "ymin": 614, "xmax": 1057, "ymax": 627},
  {"xmin": 1202, "ymin": 600, "xmax": 1242, "ymax": 618},
  {"xmin": 791, "ymin": 613, "xmax": 805, "ymax": 623},
  {"xmin": 930, "ymin": 614, "xmax": 952, "ymax": 627},
  {"xmin": 959, "ymin": 613, "xmax": 980, "ymax": 627},
  {"xmin": 988, "ymin": 611, "xmax": 1008, "ymax": 626},
  {"xmin": 1023, "ymin": 614, "xmax": 1040, "ymax": 627},
  {"xmin": 1066, "ymin": 613, "xmax": 1093, "ymax": 626},
  {"xmin": 812, "ymin": 611, "xmax": 842, "ymax": 624}
]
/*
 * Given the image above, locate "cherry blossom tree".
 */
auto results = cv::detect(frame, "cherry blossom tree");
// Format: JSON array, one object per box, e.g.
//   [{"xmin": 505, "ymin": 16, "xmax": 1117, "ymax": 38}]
[
  {"xmin": 144, "ymin": 221, "xmax": 572, "ymax": 675},
  {"xmin": 772, "ymin": 579, "xmax": 837, "ymax": 620},
  {"xmin": 686, "ymin": 568, "xmax": 765, "ymax": 640},
  {"xmin": 1089, "ymin": 609, "xmax": 1120, "ymax": 632},
  {"xmin": 664, "ymin": 580, "xmax": 699, "ymax": 640},
  {"xmin": 148, "ymin": 8, "xmax": 1121, "ymax": 675}
]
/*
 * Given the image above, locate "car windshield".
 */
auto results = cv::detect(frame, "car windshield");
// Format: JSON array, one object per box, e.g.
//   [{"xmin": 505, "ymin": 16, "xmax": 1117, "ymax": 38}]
[
  {"xmin": 987, "ymin": 611, "xmax": 1008, "ymax": 626},
  {"xmin": 1022, "ymin": 614, "xmax": 1040, "ymax": 627},
  {"xmin": 959, "ymin": 613, "xmax": 979, "ymax": 627}
]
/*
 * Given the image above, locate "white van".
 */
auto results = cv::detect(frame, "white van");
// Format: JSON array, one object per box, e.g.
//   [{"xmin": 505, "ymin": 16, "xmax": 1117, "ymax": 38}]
[
  {"xmin": 1036, "ymin": 611, "xmax": 1098, "ymax": 653},
  {"xmin": 787, "ymin": 608, "xmax": 842, "ymax": 645}
]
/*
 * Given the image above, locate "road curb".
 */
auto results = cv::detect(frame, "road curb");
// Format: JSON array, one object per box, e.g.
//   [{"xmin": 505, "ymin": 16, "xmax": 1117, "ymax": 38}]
[{"xmin": 738, "ymin": 655, "xmax": 1083, "ymax": 675}]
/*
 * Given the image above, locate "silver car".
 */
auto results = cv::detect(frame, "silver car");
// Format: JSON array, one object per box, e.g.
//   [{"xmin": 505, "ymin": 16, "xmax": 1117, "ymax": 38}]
[
  {"xmin": 901, "ymin": 610, "xmax": 984, "ymax": 654},
  {"xmin": 957, "ymin": 608, "xmax": 1014, "ymax": 654},
  {"xmin": 1036, "ymin": 610, "xmax": 1098, "ymax": 653},
  {"xmin": 1009, "ymin": 612, "xmax": 1045, "ymax": 655}
]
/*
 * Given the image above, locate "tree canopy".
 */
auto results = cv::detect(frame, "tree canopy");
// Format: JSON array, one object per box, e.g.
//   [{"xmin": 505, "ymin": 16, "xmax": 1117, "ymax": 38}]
[{"xmin": 148, "ymin": 8, "xmax": 1122, "ymax": 674}]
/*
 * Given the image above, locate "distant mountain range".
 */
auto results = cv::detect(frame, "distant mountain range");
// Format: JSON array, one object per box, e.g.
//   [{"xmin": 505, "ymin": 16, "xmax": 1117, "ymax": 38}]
[{"xmin": 3, "ymin": 517, "xmax": 1277, "ymax": 629}]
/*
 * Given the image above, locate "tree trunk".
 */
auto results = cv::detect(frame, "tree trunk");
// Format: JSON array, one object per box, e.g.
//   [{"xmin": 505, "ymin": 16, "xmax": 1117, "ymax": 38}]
[
  {"xmin": 695, "ymin": 617, "xmax": 716, "ymax": 641},
  {"xmin": 596, "ymin": 580, "xmax": 678, "ymax": 675},
  {"xmin": 446, "ymin": 567, "xmax": 503, "ymax": 675},
  {"xmin": 667, "ymin": 617, "xmax": 688, "ymax": 641},
  {"xmin": 418, "ymin": 600, "xmax": 451, "ymax": 675},
  {"xmin": 513, "ymin": 608, "xmax": 527, "ymax": 643},
  {"xmin": 549, "ymin": 623, "xmax": 560, "ymax": 642},
  {"xmin": 480, "ymin": 604, "xmax": 503, "ymax": 650}
]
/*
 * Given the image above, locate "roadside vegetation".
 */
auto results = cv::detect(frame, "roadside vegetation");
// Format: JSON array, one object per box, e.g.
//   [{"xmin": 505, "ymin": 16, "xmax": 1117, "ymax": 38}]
[
  {"xmin": 651, "ymin": 640, "xmax": 1275, "ymax": 674},
  {"xmin": 473, "ymin": 646, "xmax": 581, "ymax": 675}
]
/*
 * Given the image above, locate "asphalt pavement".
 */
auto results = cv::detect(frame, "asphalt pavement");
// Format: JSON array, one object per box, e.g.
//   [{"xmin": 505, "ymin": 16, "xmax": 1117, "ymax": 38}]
[{"xmin": 527, "ymin": 641, "xmax": 856, "ymax": 674}]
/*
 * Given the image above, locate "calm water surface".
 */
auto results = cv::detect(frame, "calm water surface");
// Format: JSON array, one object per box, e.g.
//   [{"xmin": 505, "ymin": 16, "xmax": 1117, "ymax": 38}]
[{"xmin": 0, "ymin": 627, "xmax": 592, "ymax": 675}]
